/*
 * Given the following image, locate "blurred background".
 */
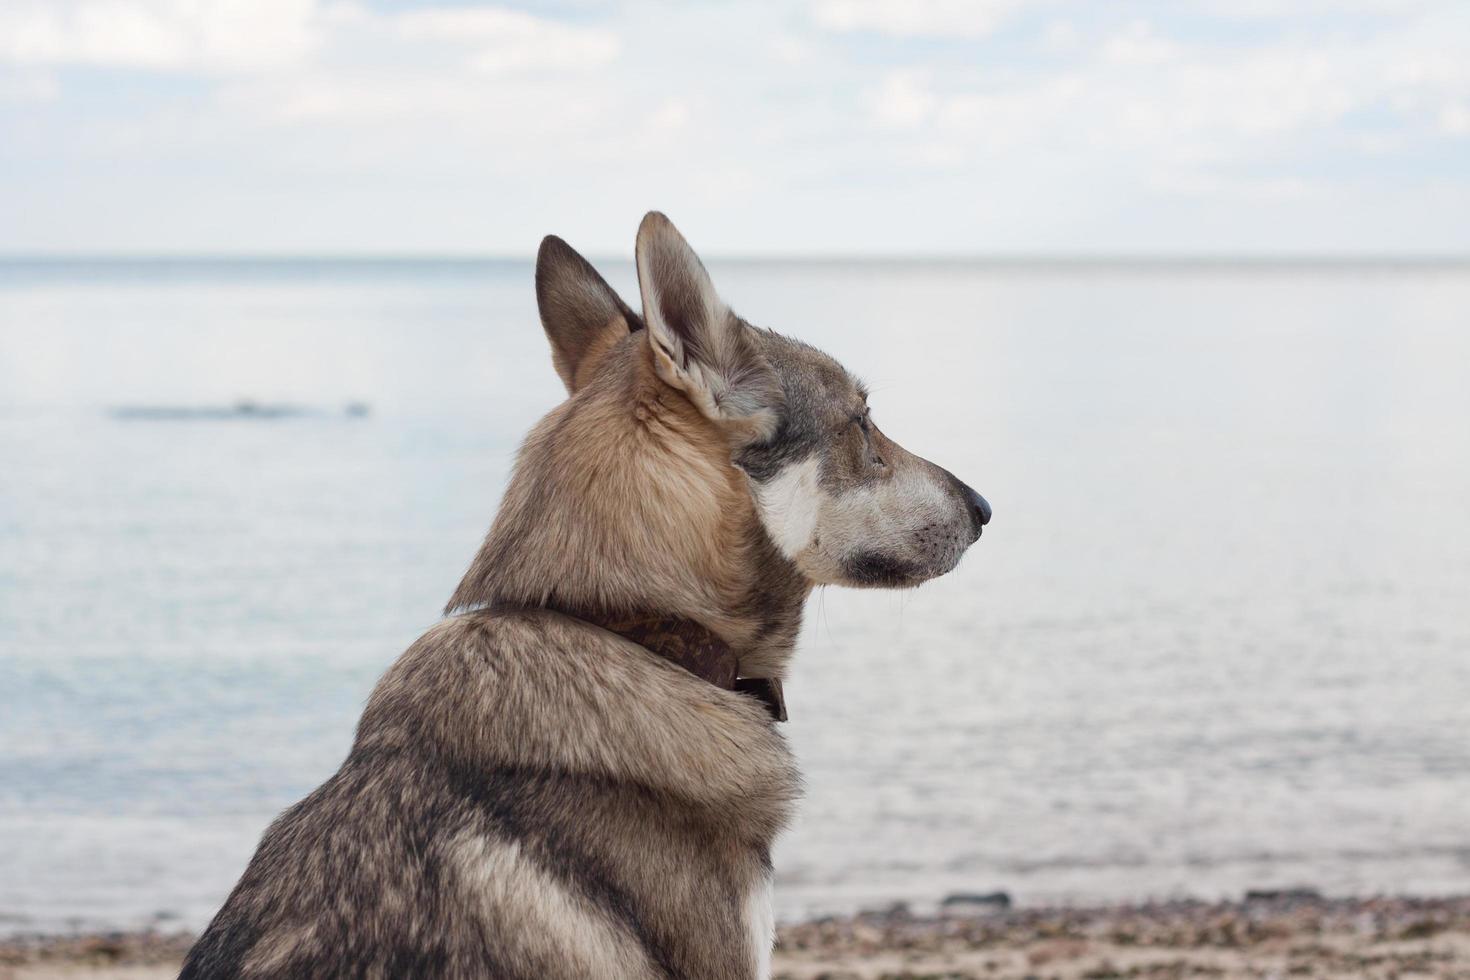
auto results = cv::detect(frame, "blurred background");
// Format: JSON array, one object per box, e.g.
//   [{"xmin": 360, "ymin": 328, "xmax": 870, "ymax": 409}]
[{"xmin": 2, "ymin": 0, "xmax": 1469, "ymax": 937}]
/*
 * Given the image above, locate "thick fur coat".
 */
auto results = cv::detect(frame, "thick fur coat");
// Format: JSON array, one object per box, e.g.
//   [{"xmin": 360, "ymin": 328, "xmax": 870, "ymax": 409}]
[{"xmin": 180, "ymin": 213, "xmax": 988, "ymax": 979}]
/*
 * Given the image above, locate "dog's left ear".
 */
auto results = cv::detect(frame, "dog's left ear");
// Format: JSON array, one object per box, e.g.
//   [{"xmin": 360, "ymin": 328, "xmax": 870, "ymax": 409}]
[
  {"xmin": 635, "ymin": 212, "xmax": 781, "ymax": 440},
  {"xmin": 536, "ymin": 235, "xmax": 643, "ymax": 394}
]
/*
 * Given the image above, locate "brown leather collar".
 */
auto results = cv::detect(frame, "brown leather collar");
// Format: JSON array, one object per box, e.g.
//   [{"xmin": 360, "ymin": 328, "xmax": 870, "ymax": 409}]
[{"xmin": 500, "ymin": 603, "xmax": 786, "ymax": 722}]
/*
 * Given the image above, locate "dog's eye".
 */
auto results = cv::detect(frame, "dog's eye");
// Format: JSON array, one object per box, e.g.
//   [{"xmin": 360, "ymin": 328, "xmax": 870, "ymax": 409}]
[{"xmin": 853, "ymin": 413, "xmax": 884, "ymax": 466}]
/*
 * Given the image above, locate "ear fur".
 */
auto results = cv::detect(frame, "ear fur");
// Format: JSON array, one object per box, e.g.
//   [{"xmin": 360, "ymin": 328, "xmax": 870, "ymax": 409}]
[
  {"xmin": 536, "ymin": 235, "xmax": 643, "ymax": 394},
  {"xmin": 634, "ymin": 212, "xmax": 781, "ymax": 440}
]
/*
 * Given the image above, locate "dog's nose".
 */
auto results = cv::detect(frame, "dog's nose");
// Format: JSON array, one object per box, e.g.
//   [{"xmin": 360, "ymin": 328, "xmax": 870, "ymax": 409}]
[
  {"xmin": 942, "ymin": 469, "xmax": 991, "ymax": 539},
  {"xmin": 961, "ymin": 483, "xmax": 991, "ymax": 528}
]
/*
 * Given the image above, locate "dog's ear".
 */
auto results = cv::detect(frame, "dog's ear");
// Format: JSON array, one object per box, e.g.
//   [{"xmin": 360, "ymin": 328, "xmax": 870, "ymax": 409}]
[
  {"xmin": 635, "ymin": 212, "xmax": 781, "ymax": 440},
  {"xmin": 536, "ymin": 235, "xmax": 642, "ymax": 394}
]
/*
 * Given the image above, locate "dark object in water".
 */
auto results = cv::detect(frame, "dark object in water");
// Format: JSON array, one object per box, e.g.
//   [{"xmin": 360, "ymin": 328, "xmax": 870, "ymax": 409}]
[
  {"xmin": 940, "ymin": 890, "xmax": 1013, "ymax": 912},
  {"xmin": 111, "ymin": 400, "xmax": 306, "ymax": 421},
  {"xmin": 1245, "ymin": 887, "xmax": 1323, "ymax": 903},
  {"xmin": 858, "ymin": 901, "xmax": 913, "ymax": 921},
  {"xmin": 109, "ymin": 400, "xmax": 372, "ymax": 421}
]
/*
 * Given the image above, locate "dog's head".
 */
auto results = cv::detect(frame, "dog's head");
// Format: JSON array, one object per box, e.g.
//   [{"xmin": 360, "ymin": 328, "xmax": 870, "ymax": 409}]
[{"xmin": 536, "ymin": 212, "xmax": 989, "ymax": 591}]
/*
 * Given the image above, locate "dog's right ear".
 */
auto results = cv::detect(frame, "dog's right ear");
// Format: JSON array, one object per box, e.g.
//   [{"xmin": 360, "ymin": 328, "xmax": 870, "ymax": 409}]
[{"xmin": 536, "ymin": 235, "xmax": 643, "ymax": 394}]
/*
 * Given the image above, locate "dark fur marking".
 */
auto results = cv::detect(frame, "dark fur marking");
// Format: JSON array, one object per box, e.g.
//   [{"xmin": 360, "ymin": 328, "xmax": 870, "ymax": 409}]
[
  {"xmin": 177, "ymin": 919, "xmax": 261, "ymax": 980},
  {"xmin": 445, "ymin": 761, "xmax": 683, "ymax": 980},
  {"xmin": 181, "ymin": 747, "xmax": 533, "ymax": 980},
  {"xmin": 736, "ymin": 329, "xmax": 867, "ymax": 487},
  {"xmin": 841, "ymin": 552, "xmax": 925, "ymax": 588}
]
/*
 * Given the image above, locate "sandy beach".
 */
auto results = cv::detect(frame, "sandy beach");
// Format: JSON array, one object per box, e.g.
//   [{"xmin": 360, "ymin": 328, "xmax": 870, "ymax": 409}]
[{"xmin": 5, "ymin": 894, "xmax": 1470, "ymax": 980}]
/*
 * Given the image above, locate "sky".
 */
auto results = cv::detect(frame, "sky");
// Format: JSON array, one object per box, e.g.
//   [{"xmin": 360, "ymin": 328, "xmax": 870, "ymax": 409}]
[{"xmin": 1, "ymin": 0, "xmax": 1469, "ymax": 256}]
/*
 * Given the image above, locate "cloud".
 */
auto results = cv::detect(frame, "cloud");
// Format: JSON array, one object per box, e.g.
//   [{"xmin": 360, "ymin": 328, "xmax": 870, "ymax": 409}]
[
  {"xmin": 184, "ymin": 5, "xmax": 619, "ymax": 134},
  {"xmin": 870, "ymin": 70, "xmax": 937, "ymax": 128},
  {"xmin": 812, "ymin": 0, "xmax": 1032, "ymax": 38},
  {"xmin": 0, "ymin": 0, "xmax": 316, "ymax": 72},
  {"xmin": 1099, "ymin": 20, "xmax": 1181, "ymax": 67},
  {"xmin": 1443, "ymin": 104, "xmax": 1470, "ymax": 135},
  {"xmin": 864, "ymin": 14, "xmax": 1470, "ymax": 174},
  {"xmin": 0, "ymin": 1, "xmax": 618, "ymax": 78},
  {"xmin": 391, "ymin": 7, "xmax": 619, "ymax": 74},
  {"xmin": 1191, "ymin": 0, "xmax": 1439, "ymax": 19}
]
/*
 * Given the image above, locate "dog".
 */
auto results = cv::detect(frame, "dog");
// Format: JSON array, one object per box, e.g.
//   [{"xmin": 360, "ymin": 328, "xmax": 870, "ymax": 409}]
[{"xmin": 180, "ymin": 212, "xmax": 990, "ymax": 979}]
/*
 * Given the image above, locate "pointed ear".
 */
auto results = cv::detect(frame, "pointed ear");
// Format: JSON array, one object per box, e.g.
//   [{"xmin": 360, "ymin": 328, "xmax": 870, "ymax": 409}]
[
  {"xmin": 536, "ymin": 235, "xmax": 643, "ymax": 394},
  {"xmin": 634, "ymin": 212, "xmax": 781, "ymax": 440}
]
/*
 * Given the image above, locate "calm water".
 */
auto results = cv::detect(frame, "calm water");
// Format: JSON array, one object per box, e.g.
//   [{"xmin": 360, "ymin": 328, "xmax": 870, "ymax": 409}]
[{"xmin": 2, "ymin": 258, "xmax": 1469, "ymax": 934}]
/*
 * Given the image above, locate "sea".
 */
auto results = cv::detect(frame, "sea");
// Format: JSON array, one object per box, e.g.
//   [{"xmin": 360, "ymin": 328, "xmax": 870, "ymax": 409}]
[{"xmin": 1, "ymin": 256, "xmax": 1468, "ymax": 935}]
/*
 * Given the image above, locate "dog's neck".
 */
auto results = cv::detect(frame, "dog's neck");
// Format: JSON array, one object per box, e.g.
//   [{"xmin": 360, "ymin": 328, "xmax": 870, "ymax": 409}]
[
  {"xmin": 446, "ymin": 336, "xmax": 812, "ymax": 681},
  {"xmin": 575, "ymin": 608, "xmax": 740, "ymax": 687},
  {"xmin": 525, "ymin": 604, "xmax": 787, "ymax": 721}
]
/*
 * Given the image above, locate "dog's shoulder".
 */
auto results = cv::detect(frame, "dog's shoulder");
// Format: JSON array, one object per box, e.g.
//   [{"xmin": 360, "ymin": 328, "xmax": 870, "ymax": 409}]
[{"xmin": 356, "ymin": 608, "xmax": 798, "ymax": 816}]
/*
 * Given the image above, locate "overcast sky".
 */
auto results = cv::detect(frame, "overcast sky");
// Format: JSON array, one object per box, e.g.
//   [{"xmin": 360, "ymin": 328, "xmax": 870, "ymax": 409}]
[{"xmin": 2, "ymin": 0, "xmax": 1468, "ymax": 255}]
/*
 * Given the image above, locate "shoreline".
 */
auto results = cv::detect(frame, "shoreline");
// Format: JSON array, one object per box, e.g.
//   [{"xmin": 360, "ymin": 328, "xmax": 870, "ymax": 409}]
[{"xmin": 4, "ymin": 894, "xmax": 1470, "ymax": 979}]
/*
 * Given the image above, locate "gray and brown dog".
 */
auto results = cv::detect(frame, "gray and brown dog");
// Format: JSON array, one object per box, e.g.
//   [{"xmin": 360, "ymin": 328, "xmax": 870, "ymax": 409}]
[{"xmin": 180, "ymin": 213, "xmax": 990, "ymax": 979}]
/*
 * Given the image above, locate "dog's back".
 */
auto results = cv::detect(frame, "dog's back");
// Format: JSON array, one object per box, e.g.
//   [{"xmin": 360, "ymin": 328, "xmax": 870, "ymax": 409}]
[{"xmin": 182, "ymin": 610, "xmax": 793, "ymax": 979}]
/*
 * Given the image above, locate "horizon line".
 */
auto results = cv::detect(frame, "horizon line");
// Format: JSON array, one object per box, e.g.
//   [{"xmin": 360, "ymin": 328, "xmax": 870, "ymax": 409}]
[{"xmin": 3, "ymin": 251, "xmax": 1470, "ymax": 267}]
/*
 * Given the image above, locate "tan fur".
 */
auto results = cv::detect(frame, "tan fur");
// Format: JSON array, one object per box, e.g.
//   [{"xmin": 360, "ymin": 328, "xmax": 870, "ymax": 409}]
[
  {"xmin": 447, "ymin": 333, "xmax": 810, "ymax": 680},
  {"xmin": 447, "ymin": 834, "xmax": 657, "ymax": 977},
  {"xmin": 565, "ymin": 313, "xmax": 635, "ymax": 391},
  {"xmin": 240, "ymin": 925, "xmax": 317, "ymax": 978}
]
